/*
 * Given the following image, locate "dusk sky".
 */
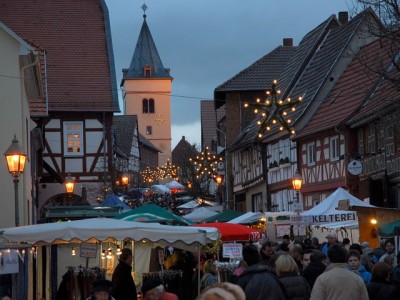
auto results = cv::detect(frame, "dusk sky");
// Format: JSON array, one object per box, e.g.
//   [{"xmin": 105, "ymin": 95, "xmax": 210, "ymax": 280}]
[{"xmin": 105, "ymin": 0, "xmax": 355, "ymax": 148}]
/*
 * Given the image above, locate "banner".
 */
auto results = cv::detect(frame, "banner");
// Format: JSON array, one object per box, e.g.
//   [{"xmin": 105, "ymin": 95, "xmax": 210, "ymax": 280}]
[
  {"xmin": 291, "ymin": 212, "xmax": 358, "ymax": 225},
  {"xmin": 0, "ymin": 250, "xmax": 19, "ymax": 274}
]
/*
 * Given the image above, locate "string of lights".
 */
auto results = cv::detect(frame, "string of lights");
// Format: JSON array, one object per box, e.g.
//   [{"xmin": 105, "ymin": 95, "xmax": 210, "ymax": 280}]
[
  {"xmin": 189, "ymin": 147, "xmax": 222, "ymax": 180},
  {"xmin": 243, "ymin": 79, "xmax": 302, "ymax": 137}
]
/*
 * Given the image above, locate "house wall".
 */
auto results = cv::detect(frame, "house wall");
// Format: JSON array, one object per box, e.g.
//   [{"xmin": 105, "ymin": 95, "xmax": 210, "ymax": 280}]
[
  {"xmin": 0, "ymin": 27, "xmax": 33, "ymax": 227},
  {"xmin": 124, "ymin": 79, "xmax": 172, "ymax": 168}
]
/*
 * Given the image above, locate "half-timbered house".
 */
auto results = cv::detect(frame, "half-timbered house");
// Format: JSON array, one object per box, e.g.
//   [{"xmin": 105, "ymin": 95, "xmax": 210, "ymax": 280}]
[
  {"xmin": 214, "ymin": 39, "xmax": 297, "ymax": 211},
  {"xmin": 0, "ymin": 0, "xmax": 120, "ymax": 221},
  {"xmin": 262, "ymin": 10, "xmax": 379, "ymax": 213}
]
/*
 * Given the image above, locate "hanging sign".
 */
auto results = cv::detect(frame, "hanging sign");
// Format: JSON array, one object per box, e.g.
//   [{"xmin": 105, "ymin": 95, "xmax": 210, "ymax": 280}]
[
  {"xmin": 348, "ymin": 160, "xmax": 362, "ymax": 175},
  {"xmin": 222, "ymin": 243, "xmax": 242, "ymax": 258},
  {"xmin": 80, "ymin": 243, "xmax": 97, "ymax": 258}
]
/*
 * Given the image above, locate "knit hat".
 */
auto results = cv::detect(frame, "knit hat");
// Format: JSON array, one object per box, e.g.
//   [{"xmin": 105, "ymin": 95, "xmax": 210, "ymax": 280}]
[
  {"xmin": 326, "ymin": 232, "xmax": 337, "ymax": 239},
  {"xmin": 91, "ymin": 279, "xmax": 112, "ymax": 293},
  {"xmin": 141, "ymin": 277, "xmax": 162, "ymax": 296}
]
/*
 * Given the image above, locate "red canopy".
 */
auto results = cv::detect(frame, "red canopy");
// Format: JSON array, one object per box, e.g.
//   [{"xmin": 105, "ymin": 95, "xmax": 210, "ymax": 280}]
[{"xmin": 191, "ymin": 222, "xmax": 261, "ymax": 242}]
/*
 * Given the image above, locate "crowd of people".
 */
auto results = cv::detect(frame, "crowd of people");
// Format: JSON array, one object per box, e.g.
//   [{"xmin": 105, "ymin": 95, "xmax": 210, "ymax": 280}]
[
  {"xmin": 196, "ymin": 233, "xmax": 400, "ymax": 300},
  {"xmin": 85, "ymin": 234, "xmax": 400, "ymax": 300}
]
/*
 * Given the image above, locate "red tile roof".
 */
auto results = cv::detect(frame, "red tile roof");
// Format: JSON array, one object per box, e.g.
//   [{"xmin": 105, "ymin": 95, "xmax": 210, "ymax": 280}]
[
  {"xmin": 297, "ymin": 37, "xmax": 393, "ymax": 137},
  {"xmin": 0, "ymin": 0, "xmax": 118, "ymax": 112}
]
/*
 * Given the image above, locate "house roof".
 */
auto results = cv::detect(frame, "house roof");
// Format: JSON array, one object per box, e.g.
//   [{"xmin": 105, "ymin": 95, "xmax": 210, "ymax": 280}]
[
  {"xmin": 172, "ymin": 136, "xmax": 198, "ymax": 162},
  {"xmin": 261, "ymin": 10, "xmax": 374, "ymax": 141},
  {"xmin": 296, "ymin": 37, "xmax": 391, "ymax": 138},
  {"xmin": 122, "ymin": 14, "xmax": 172, "ymax": 82},
  {"xmin": 214, "ymin": 44, "xmax": 297, "ymax": 108},
  {"xmin": 113, "ymin": 115, "xmax": 138, "ymax": 157},
  {"xmin": 227, "ymin": 15, "xmax": 339, "ymax": 150},
  {"xmin": 0, "ymin": 0, "xmax": 119, "ymax": 112},
  {"xmin": 139, "ymin": 133, "xmax": 162, "ymax": 153},
  {"xmin": 347, "ymin": 40, "xmax": 400, "ymax": 126}
]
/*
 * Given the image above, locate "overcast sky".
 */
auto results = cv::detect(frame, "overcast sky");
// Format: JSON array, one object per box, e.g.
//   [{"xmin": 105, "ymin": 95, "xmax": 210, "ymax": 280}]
[{"xmin": 105, "ymin": 0, "xmax": 355, "ymax": 148}]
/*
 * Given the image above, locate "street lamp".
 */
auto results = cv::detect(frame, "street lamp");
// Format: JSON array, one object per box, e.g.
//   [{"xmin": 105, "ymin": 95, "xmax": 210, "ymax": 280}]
[
  {"xmin": 4, "ymin": 135, "xmax": 27, "ymax": 227},
  {"xmin": 291, "ymin": 171, "xmax": 303, "ymax": 236},
  {"xmin": 65, "ymin": 173, "xmax": 75, "ymax": 205},
  {"xmin": 292, "ymin": 171, "xmax": 303, "ymax": 201}
]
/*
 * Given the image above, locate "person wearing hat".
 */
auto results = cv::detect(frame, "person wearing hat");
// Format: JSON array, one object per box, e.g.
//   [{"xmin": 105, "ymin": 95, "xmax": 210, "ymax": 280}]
[
  {"xmin": 87, "ymin": 279, "xmax": 115, "ymax": 300},
  {"xmin": 321, "ymin": 232, "xmax": 338, "ymax": 256},
  {"xmin": 141, "ymin": 277, "xmax": 178, "ymax": 300},
  {"xmin": 112, "ymin": 248, "xmax": 137, "ymax": 300}
]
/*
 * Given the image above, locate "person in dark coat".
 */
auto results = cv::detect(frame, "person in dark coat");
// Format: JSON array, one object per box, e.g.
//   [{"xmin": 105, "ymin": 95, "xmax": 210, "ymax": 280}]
[
  {"xmin": 236, "ymin": 244, "xmax": 286, "ymax": 300},
  {"xmin": 112, "ymin": 248, "xmax": 137, "ymax": 300},
  {"xmin": 367, "ymin": 262, "xmax": 399, "ymax": 300},
  {"xmin": 301, "ymin": 250, "xmax": 327, "ymax": 290},
  {"xmin": 275, "ymin": 253, "xmax": 310, "ymax": 300}
]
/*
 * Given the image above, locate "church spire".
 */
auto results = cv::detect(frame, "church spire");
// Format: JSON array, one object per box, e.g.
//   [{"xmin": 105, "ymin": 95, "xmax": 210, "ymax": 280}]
[{"xmin": 122, "ymin": 3, "xmax": 172, "ymax": 83}]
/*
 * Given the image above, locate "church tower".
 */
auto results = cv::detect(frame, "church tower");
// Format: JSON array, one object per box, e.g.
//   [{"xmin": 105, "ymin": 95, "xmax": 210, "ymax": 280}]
[{"xmin": 121, "ymin": 4, "xmax": 173, "ymax": 168}]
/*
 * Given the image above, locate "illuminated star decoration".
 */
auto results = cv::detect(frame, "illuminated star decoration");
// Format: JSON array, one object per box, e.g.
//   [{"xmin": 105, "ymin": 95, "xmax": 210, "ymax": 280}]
[
  {"xmin": 141, "ymin": 167, "xmax": 155, "ymax": 183},
  {"xmin": 244, "ymin": 80, "xmax": 302, "ymax": 137},
  {"xmin": 158, "ymin": 159, "xmax": 179, "ymax": 180},
  {"xmin": 190, "ymin": 147, "xmax": 222, "ymax": 179}
]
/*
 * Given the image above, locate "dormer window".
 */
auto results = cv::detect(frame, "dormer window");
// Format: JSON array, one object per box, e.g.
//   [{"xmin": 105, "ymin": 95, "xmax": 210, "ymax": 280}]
[{"xmin": 144, "ymin": 65, "xmax": 152, "ymax": 78}]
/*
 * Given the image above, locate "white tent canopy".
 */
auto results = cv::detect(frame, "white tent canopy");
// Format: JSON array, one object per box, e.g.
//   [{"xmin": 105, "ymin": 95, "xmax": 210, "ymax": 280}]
[
  {"xmin": 229, "ymin": 211, "xmax": 263, "ymax": 224},
  {"xmin": 0, "ymin": 218, "xmax": 220, "ymax": 251},
  {"xmin": 165, "ymin": 180, "xmax": 184, "ymax": 189},
  {"xmin": 150, "ymin": 184, "xmax": 171, "ymax": 194},
  {"xmin": 300, "ymin": 187, "xmax": 375, "ymax": 226},
  {"xmin": 184, "ymin": 207, "xmax": 219, "ymax": 223}
]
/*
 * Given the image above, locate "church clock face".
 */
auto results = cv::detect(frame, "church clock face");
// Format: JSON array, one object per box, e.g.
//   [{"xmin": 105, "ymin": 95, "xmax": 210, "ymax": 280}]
[{"xmin": 154, "ymin": 114, "xmax": 166, "ymax": 125}]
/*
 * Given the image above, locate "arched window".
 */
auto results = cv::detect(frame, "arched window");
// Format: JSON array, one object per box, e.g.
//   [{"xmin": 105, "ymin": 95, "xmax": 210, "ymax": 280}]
[
  {"xmin": 149, "ymin": 98, "xmax": 155, "ymax": 113},
  {"xmin": 143, "ymin": 98, "xmax": 149, "ymax": 113}
]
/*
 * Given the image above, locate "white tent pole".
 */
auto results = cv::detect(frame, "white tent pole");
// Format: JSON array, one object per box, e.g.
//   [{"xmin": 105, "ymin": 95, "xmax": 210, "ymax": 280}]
[{"xmin": 197, "ymin": 244, "xmax": 201, "ymax": 297}]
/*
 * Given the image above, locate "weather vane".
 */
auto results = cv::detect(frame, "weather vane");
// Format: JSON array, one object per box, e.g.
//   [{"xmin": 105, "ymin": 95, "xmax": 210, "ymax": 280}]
[
  {"xmin": 244, "ymin": 80, "xmax": 302, "ymax": 137},
  {"xmin": 141, "ymin": 2, "xmax": 148, "ymax": 17}
]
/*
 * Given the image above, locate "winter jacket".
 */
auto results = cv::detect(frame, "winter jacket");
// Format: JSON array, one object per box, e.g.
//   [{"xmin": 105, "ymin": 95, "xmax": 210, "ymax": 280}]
[
  {"xmin": 349, "ymin": 264, "xmax": 371, "ymax": 284},
  {"xmin": 310, "ymin": 263, "xmax": 368, "ymax": 300},
  {"xmin": 236, "ymin": 264, "xmax": 287, "ymax": 300},
  {"xmin": 302, "ymin": 261, "xmax": 326, "ymax": 289},
  {"xmin": 367, "ymin": 281, "xmax": 398, "ymax": 300},
  {"xmin": 279, "ymin": 272, "xmax": 310, "ymax": 300},
  {"xmin": 112, "ymin": 260, "xmax": 137, "ymax": 300},
  {"xmin": 200, "ymin": 272, "xmax": 218, "ymax": 292}
]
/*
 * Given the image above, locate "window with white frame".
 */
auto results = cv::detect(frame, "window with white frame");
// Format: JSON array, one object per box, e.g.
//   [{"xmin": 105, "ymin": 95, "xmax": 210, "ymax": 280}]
[
  {"xmin": 307, "ymin": 142, "xmax": 316, "ymax": 165},
  {"xmin": 63, "ymin": 121, "xmax": 83, "ymax": 155},
  {"xmin": 330, "ymin": 136, "xmax": 340, "ymax": 161}
]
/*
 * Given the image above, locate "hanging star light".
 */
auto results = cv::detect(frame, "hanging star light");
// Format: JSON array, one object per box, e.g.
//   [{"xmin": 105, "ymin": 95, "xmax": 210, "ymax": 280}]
[
  {"xmin": 243, "ymin": 80, "xmax": 302, "ymax": 137},
  {"xmin": 141, "ymin": 167, "xmax": 155, "ymax": 183},
  {"xmin": 190, "ymin": 147, "xmax": 222, "ymax": 179},
  {"xmin": 158, "ymin": 159, "xmax": 179, "ymax": 180}
]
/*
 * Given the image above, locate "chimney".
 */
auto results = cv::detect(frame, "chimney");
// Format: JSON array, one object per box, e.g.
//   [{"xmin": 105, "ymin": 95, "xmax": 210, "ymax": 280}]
[
  {"xmin": 338, "ymin": 11, "xmax": 348, "ymax": 24},
  {"xmin": 283, "ymin": 38, "xmax": 293, "ymax": 47},
  {"xmin": 182, "ymin": 136, "xmax": 185, "ymax": 140}
]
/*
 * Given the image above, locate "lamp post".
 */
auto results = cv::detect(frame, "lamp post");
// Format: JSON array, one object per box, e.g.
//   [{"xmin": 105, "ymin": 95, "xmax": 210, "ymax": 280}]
[
  {"xmin": 4, "ymin": 135, "xmax": 27, "ymax": 227},
  {"xmin": 291, "ymin": 171, "xmax": 303, "ymax": 236},
  {"xmin": 65, "ymin": 173, "xmax": 75, "ymax": 205},
  {"xmin": 216, "ymin": 127, "xmax": 228, "ymax": 210}
]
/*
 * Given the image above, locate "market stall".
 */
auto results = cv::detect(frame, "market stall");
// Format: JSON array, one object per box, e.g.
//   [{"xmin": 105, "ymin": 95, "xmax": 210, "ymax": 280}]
[
  {"xmin": 184, "ymin": 207, "xmax": 219, "ymax": 223},
  {"xmin": 0, "ymin": 218, "xmax": 220, "ymax": 299}
]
